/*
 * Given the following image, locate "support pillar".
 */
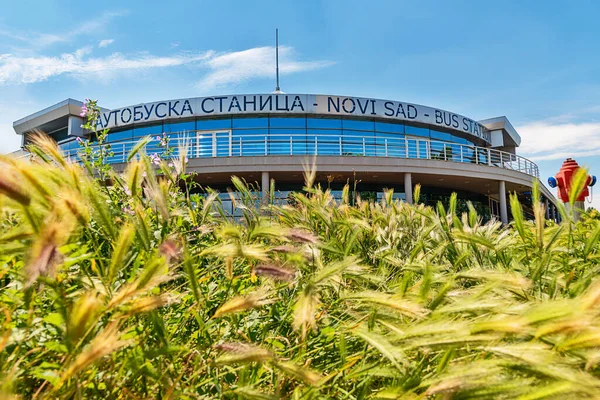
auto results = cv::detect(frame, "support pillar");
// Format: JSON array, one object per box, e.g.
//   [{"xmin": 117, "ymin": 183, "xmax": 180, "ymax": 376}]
[
  {"xmin": 545, "ymin": 198, "xmax": 550, "ymax": 220},
  {"xmin": 261, "ymin": 171, "xmax": 270, "ymax": 203},
  {"xmin": 405, "ymin": 172, "xmax": 413, "ymax": 205},
  {"xmin": 499, "ymin": 180, "xmax": 508, "ymax": 225}
]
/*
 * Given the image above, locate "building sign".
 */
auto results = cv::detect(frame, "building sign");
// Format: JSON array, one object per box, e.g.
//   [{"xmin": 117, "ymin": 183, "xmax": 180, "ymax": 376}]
[{"xmin": 97, "ymin": 94, "xmax": 491, "ymax": 142}]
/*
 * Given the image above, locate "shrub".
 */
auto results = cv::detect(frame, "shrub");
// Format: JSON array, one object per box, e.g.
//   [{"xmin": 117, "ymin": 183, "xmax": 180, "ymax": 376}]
[{"xmin": 1, "ymin": 135, "xmax": 600, "ymax": 399}]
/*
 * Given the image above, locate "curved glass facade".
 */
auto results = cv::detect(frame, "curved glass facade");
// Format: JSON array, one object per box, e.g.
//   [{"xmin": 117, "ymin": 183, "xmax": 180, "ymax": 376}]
[
  {"xmin": 59, "ymin": 115, "xmax": 482, "ymax": 160},
  {"xmin": 56, "ymin": 114, "xmax": 540, "ymax": 177}
]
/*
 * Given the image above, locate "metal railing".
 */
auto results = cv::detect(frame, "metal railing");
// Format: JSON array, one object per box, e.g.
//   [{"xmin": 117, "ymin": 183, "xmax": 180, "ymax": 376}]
[{"xmin": 61, "ymin": 132, "xmax": 540, "ymax": 178}]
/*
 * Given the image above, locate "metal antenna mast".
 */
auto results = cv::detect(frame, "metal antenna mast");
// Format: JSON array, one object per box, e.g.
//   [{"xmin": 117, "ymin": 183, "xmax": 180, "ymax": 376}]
[{"xmin": 275, "ymin": 28, "xmax": 281, "ymax": 93}]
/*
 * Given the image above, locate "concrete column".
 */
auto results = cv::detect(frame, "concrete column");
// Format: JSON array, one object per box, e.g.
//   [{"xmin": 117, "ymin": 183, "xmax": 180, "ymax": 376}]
[
  {"xmin": 499, "ymin": 180, "xmax": 508, "ymax": 224},
  {"xmin": 261, "ymin": 171, "xmax": 270, "ymax": 202},
  {"xmin": 404, "ymin": 172, "xmax": 413, "ymax": 204},
  {"xmin": 545, "ymin": 198, "xmax": 550, "ymax": 220}
]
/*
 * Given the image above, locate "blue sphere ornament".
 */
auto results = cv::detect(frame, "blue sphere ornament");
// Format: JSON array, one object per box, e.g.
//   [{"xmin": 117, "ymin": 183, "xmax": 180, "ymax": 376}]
[
  {"xmin": 548, "ymin": 176, "xmax": 558, "ymax": 188},
  {"xmin": 590, "ymin": 175, "xmax": 597, "ymax": 187}
]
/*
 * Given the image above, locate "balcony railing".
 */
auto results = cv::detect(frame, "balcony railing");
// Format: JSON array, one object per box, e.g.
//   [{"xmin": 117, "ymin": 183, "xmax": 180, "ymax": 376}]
[{"xmin": 61, "ymin": 132, "xmax": 540, "ymax": 178}]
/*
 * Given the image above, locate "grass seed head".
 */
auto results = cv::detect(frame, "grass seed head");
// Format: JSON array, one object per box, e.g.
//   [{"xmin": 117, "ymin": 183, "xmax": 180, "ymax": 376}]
[
  {"xmin": 285, "ymin": 228, "xmax": 318, "ymax": 244},
  {"xmin": 0, "ymin": 172, "xmax": 31, "ymax": 206},
  {"xmin": 214, "ymin": 342, "xmax": 274, "ymax": 365},
  {"xmin": 253, "ymin": 263, "xmax": 296, "ymax": 282}
]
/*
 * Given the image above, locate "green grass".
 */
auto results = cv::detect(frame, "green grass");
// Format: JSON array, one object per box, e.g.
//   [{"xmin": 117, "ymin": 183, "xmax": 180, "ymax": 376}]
[{"xmin": 2, "ymin": 134, "xmax": 600, "ymax": 399}]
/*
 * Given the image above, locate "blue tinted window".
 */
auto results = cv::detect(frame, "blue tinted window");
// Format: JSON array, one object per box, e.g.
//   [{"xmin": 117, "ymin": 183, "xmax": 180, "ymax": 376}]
[
  {"xmin": 133, "ymin": 124, "xmax": 163, "ymax": 137},
  {"xmin": 107, "ymin": 129, "xmax": 133, "ymax": 142},
  {"xmin": 165, "ymin": 121, "xmax": 195, "ymax": 133},
  {"xmin": 342, "ymin": 119, "xmax": 374, "ymax": 131},
  {"xmin": 233, "ymin": 128, "xmax": 268, "ymax": 136},
  {"xmin": 270, "ymin": 128, "xmax": 305, "ymax": 135},
  {"xmin": 307, "ymin": 117, "xmax": 342, "ymax": 129},
  {"xmin": 375, "ymin": 132, "xmax": 405, "ymax": 157},
  {"xmin": 375, "ymin": 122, "xmax": 404, "ymax": 134},
  {"xmin": 270, "ymin": 128, "xmax": 306, "ymax": 152},
  {"xmin": 405, "ymin": 126, "xmax": 429, "ymax": 138},
  {"xmin": 197, "ymin": 118, "xmax": 231, "ymax": 130},
  {"xmin": 342, "ymin": 130, "xmax": 373, "ymax": 155},
  {"xmin": 430, "ymin": 130, "xmax": 452, "ymax": 142},
  {"xmin": 232, "ymin": 117, "xmax": 268, "ymax": 129},
  {"xmin": 270, "ymin": 117, "xmax": 306, "ymax": 128},
  {"xmin": 307, "ymin": 129, "xmax": 342, "ymax": 155},
  {"xmin": 269, "ymin": 132, "xmax": 300, "ymax": 155},
  {"xmin": 234, "ymin": 128, "xmax": 268, "ymax": 156},
  {"xmin": 59, "ymin": 139, "xmax": 78, "ymax": 151}
]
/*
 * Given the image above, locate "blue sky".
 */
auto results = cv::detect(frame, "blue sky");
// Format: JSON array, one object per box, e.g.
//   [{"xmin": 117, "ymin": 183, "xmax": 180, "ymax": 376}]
[{"xmin": 1, "ymin": 0, "xmax": 600, "ymax": 206}]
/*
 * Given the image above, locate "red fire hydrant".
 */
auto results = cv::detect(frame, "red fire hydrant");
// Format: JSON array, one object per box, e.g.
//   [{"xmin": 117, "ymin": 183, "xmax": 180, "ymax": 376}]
[{"xmin": 548, "ymin": 158, "xmax": 596, "ymax": 219}]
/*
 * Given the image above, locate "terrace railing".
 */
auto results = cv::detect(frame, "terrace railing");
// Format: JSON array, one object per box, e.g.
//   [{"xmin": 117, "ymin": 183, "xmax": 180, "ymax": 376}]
[{"xmin": 61, "ymin": 132, "xmax": 540, "ymax": 178}]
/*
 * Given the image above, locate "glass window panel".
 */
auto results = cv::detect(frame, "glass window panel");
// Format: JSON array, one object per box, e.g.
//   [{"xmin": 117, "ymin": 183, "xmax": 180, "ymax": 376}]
[
  {"xmin": 268, "ymin": 133, "xmax": 291, "ymax": 155},
  {"xmin": 477, "ymin": 148, "xmax": 488, "ymax": 164},
  {"xmin": 406, "ymin": 138, "xmax": 429, "ymax": 159},
  {"xmin": 133, "ymin": 124, "xmax": 163, "ymax": 137},
  {"xmin": 375, "ymin": 132, "xmax": 405, "ymax": 157},
  {"xmin": 461, "ymin": 146, "xmax": 476, "ymax": 163},
  {"xmin": 232, "ymin": 117, "xmax": 268, "ymax": 129},
  {"xmin": 375, "ymin": 122, "xmax": 404, "ymax": 134},
  {"xmin": 106, "ymin": 129, "xmax": 133, "ymax": 142},
  {"xmin": 215, "ymin": 131, "xmax": 232, "ymax": 157},
  {"xmin": 307, "ymin": 117, "xmax": 342, "ymax": 129},
  {"xmin": 307, "ymin": 129, "xmax": 341, "ymax": 155},
  {"xmin": 342, "ymin": 119, "xmax": 374, "ymax": 131},
  {"xmin": 269, "ymin": 129, "xmax": 306, "ymax": 156},
  {"xmin": 165, "ymin": 121, "xmax": 195, "ymax": 134},
  {"xmin": 451, "ymin": 144, "xmax": 463, "ymax": 162},
  {"xmin": 233, "ymin": 128, "xmax": 268, "ymax": 156},
  {"xmin": 430, "ymin": 130, "xmax": 453, "ymax": 142},
  {"xmin": 342, "ymin": 130, "xmax": 374, "ymax": 156},
  {"xmin": 270, "ymin": 117, "xmax": 306, "ymax": 128},
  {"xmin": 197, "ymin": 118, "xmax": 231, "ymax": 130},
  {"xmin": 53, "ymin": 128, "xmax": 69, "ymax": 142},
  {"xmin": 196, "ymin": 131, "xmax": 214, "ymax": 158},
  {"xmin": 430, "ymin": 141, "xmax": 447, "ymax": 160},
  {"xmin": 405, "ymin": 125, "xmax": 429, "ymax": 138}
]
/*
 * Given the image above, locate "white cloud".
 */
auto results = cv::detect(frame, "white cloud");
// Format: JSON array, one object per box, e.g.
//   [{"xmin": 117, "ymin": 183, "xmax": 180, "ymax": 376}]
[
  {"xmin": 0, "ymin": 45, "xmax": 334, "ymax": 87},
  {"xmin": 517, "ymin": 120, "xmax": 600, "ymax": 161},
  {"xmin": 98, "ymin": 39, "xmax": 114, "ymax": 48},
  {"xmin": 0, "ymin": 48, "xmax": 214, "ymax": 84},
  {"xmin": 197, "ymin": 46, "xmax": 335, "ymax": 90}
]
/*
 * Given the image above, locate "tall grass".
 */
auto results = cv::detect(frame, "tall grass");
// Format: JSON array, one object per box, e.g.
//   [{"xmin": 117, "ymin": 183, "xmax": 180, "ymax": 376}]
[{"xmin": 2, "ymin": 135, "xmax": 600, "ymax": 398}]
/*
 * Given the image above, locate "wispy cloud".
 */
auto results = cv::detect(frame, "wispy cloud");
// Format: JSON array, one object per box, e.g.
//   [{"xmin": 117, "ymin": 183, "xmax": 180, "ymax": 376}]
[
  {"xmin": 0, "ymin": 10, "xmax": 127, "ymax": 49},
  {"xmin": 98, "ymin": 39, "xmax": 114, "ymax": 48},
  {"xmin": 197, "ymin": 46, "xmax": 335, "ymax": 90},
  {"xmin": 0, "ymin": 47, "xmax": 214, "ymax": 84},
  {"xmin": 517, "ymin": 120, "xmax": 600, "ymax": 161},
  {"xmin": 0, "ymin": 45, "xmax": 334, "ymax": 87}
]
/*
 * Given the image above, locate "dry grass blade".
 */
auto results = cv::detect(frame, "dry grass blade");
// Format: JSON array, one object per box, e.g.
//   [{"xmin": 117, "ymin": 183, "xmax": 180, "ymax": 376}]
[
  {"xmin": 293, "ymin": 285, "xmax": 320, "ymax": 340},
  {"xmin": 353, "ymin": 327, "xmax": 407, "ymax": 372},
  {"xmin": 347, "ymin": 291, "xmax": 428, "ymax": 319},
  {"xmin": 60, "ymin": 323, "xmax": 131, "ymax": 384},
  {"xmin": 273, "ymin": 361, "xmax": 322, "ymax": 385},
  {"xmin": 214, "ymin": 342, "xmax": 274, "ymax": 365},
  {"xmin": 213, "ymin": 290, "xmax": 274, "ymax": 318}
]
